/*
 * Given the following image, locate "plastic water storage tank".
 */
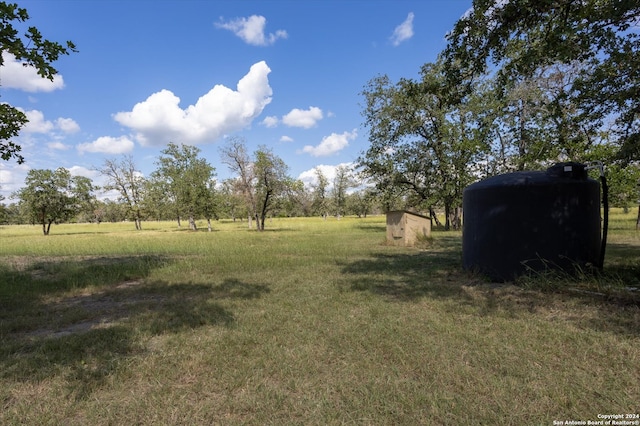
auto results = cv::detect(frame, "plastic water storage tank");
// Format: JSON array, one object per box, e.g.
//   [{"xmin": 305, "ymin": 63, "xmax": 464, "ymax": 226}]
[{"xmin": 462, "ymin": 162, "xmax": 601, "ymax": 281}]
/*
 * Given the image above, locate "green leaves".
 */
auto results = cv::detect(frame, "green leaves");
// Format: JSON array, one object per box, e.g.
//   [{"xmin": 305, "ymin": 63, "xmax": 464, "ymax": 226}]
[
  {"xmin": 0, "ymin": 1, "xmax": 77, "ymax": 164},
  {"xmin": 443, "ymin": 0, "xmax": 640, "ymax": 163},
  {"xmin": 14, "ymin": 168, "xmax": 96, "ymax": 235},
  {"xmin": 359, "ymin": 60, "xmax": 491, "ymax": 229},
  {"xmin": 153, "ymin": 143, "xmax": 217, "ymax": 230}
]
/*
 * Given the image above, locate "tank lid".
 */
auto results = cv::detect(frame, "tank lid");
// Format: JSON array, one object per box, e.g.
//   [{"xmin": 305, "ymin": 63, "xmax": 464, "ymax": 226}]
[{"xmin": 546, "ymin": 162, "xmax": 587, "ymax": 180}]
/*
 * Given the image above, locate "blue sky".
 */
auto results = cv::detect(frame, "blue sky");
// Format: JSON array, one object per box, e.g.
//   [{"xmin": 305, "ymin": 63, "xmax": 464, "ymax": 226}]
[{"xmin": 1, "ymin": 0, "xmax": 472, "ymax": 202}]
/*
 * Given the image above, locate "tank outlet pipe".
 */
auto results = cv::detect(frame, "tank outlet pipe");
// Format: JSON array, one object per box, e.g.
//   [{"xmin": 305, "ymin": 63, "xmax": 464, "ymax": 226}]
[{"xmin": 587, "ymin": 161, "xmax": 608, "ymax": 269}]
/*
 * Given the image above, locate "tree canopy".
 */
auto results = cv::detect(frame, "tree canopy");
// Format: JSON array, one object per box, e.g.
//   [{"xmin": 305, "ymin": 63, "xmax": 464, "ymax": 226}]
[
  {"xmin": 357, "ymin": 0, "xmax": 640, "ymax": 228},
  {"xmin": 443, "ymin": 0, "xmax": 640, "ymax": 162},
  {"xmin": 358, "ymin": 61, "xmax": 490, "ymax": 229},
  {"xmin": 0, "ymin": 1, "xmax": 77, "ymax": 164},
  {"xmin": 153, "ymin": 142, "xmax": 216, "ymax": 231},
  {"xmin": 14, "ymin": 168, "xmax": 96, "ymax": 235}
]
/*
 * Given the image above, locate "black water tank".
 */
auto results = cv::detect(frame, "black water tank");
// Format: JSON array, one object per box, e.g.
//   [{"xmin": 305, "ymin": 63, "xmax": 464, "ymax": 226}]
[{"xmin": 462, "ymin": 162, "xmax": 601, "ymax": 281}]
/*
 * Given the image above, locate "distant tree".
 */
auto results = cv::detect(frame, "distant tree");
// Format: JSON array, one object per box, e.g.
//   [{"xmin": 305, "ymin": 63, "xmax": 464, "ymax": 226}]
[
  {"xmin": 331, "ymin": 165, "xmax": 353, "ymax": 219},
  {"xmin": 221, "ymin": 137, "xmax": 258, "ymax": 228},
  {"xmin": 0, "ymin": 202, "xmax": 23, "ymax": 224},
  {"xmin": 311, "ymin": 167, "xmax": 330, "ymax": 219},
  {"xmin": 279, "ymin": 178, "xmax": 306, "ymax": 218},
  {"xmin": 153, "ymin": 142, "xmax": 216, "ymax": 231},
  {"xmin": 201, "ymin": 178, "xmax": 219, "ymax": 231},
  {"xmin": 98, "ymin": 156, "xmax": 145, "ymax": 230},
  {"xmin": 218, "ymin": 178, "xmax": 246, "ymax": 221},
  {"xmin": 13, "ymin": 168, "xmax": 95, "ymax": 235},
  {"xmin": 347, "ymin": 187, "xmax": 377, "ymax": 218},
  {"xmin": 71, "ymin": 175, "xmax": 99, "ymax": 222},
  {"xmin": 253, "ymin": 146, "xmax": 296, "ymax": 230},
  {"xmin": 0, "ymin": 192, "xmax": 6, "ymax": 223},
  {"xmin": 142, "ymin": 175, "xmax": 173, "ymax": 221},
  {"xmin": 0, "ymin": 2, "xmax": 77, "ymax": 164},
  {"xmin": 293, "ymin": 183, "xmax": 314, "ymax": 217},
  {"xmin": 99, "ymin": 199, "xmax": 128, "ymax": 223}
]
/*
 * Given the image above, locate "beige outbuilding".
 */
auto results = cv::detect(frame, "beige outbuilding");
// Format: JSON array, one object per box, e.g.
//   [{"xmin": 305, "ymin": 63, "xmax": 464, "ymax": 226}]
[{"xmin": 386, "ymin": 210, "xmax": 432, "ymax": 246}]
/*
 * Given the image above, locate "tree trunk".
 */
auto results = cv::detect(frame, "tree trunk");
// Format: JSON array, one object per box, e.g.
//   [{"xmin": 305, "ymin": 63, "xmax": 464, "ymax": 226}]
[
  {"xmin": 45, "ymin": 220, "xmax": 53, "ymax": 235},
  {"xmin": 256, "ymin": 212, "xmax": 263, "ymax": 231},
  {"xmin": 636, "ymin": 204, "xmax": 640, "ymax": 231},
  {"xmin": 429, "ymin": 207, "xmax": 443, "ymax": 228},
  {"xmin": 207, "ymin": 218, "xmax": 212, "ymax": 232},
  {"xmin": 451, "ymin": 206, "xmax": 462, "ymax": 231},
  {"xmin": 444, "ymin": 203, "xmax": 451, "ymax": 231},
  {"xmin": 189, "ymin": 215, "xmax": 197, "ymax": 231}
]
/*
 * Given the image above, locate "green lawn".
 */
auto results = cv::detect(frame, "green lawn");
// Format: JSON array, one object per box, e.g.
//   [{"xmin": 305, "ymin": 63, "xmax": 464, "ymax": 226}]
[{"xmin": 1, "ymin": 213, "xmax": 639, "ymax": 425}]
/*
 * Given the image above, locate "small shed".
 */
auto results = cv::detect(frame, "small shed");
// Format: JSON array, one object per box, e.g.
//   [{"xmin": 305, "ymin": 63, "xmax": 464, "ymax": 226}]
[{"xmin": 386, "ymin": 210, "xmax": 431, "ymax": 246}]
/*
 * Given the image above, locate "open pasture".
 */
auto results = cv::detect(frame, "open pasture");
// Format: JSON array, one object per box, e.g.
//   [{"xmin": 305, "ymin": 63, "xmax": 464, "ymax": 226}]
[{"xmin": 1, "ymin": 213, "xmax": 639, "ymax": 424}]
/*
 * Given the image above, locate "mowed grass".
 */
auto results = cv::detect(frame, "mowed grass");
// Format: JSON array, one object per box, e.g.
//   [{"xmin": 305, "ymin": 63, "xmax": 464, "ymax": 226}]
[{"xmin": 1, "ymin": 213, "xmax": 639, "ymax": 425}]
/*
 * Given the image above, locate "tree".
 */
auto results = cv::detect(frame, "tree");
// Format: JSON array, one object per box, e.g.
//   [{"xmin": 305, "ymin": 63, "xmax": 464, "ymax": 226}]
[
  {"xmin": 0, "ymin": 2, "xmax": 77, "ymax": 163},
  {"xmin": 253, "ymin": 146, "xmax": 295, "ymax": 230},
  {"xmin": 221, "ymin": 137, "xmax": 257, "ymax": 228},
  {"xmin": 98, "ymin": 199, "xmax": 129, "ymax": 223},
  {"xmin": 0, "ymin": 191, "xmax": 6, "ymax": 223},
  {"xmin": 13, "ymin": 168, "xmax": 94, "ymax": 235},
  {"xmin": 218, "ymin": 178, "xmax": 246, "ymax": 221},
  {"xmin": 311, "ymin": 167, "xmax": 330, "ymax": 219},
  {"xmin": 359, "ymin": 61, "xmax": 490, "ymax": 229},
  {"xmin": 153, "ymin": 142, "xmax": 216, "ymax": 231},
  {"xmin": 71, "ymin": 175, "xmax": 99, "ymax": 222},
  {"xmin": 142, "ymin": 175, "xmax": 173, "ymax": 221},
  {"xmin": 332, "ymin": 165, "xmax": 353, "ymax": 219},
  {"xmin": 98, "ymin": 156, "xmax": 145, "ymax": 230},
  {"xmin": 443, "ymin": 0, "xmax": 640, "ymax": 162},
  {"xmin": 346, "ymin": 188, "xmax": 377, "ymax": 218}
]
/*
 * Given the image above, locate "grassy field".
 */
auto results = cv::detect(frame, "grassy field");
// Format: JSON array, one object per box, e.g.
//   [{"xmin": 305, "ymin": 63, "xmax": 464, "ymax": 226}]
[{"xmin": 1, "ymin": 212, "xmax": 639, "ymax": 425}]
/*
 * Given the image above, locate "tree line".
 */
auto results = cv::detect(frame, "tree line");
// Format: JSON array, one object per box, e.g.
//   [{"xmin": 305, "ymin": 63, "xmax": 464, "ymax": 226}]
[
  {"xmin": 2, "ymin": 0, "xmax": 640, "ymax": 232},
  {"xmin": 357, "ymin": 0, "xmax": 640, "ymax": 230},
  {"xmin": 0, "ymin": 139, "xmax": 382, "ymax": 234}
]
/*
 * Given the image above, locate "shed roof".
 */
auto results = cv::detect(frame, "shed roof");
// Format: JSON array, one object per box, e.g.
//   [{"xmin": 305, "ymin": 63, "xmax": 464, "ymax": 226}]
[{"xmin": 386, "ymin": 210, "xmax": 431, "ymax": 220}]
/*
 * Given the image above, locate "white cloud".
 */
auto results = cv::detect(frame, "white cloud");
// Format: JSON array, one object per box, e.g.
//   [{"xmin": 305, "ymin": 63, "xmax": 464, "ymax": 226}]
[
  {"xmin": 0, "ymin": 163, "xmax": 30, "ymax": 200},
  {"xmin": 215, "ymin": 15, "xmax": 287, "ymax": 46},
  {"xmin": 390, "ymin": 12, "xmax": 414, "ymax": 46},
  {"xmin": 262, "ymin": 116, "xmax": 279, "ymax": 128},
  {"xmin": 301, "ymin": 129, "xmax": 357, "ymax": 157},
  {"xmin": 16, "ymin": 109, "xmax": 80, "ymax": 135},
  {"xmin": 22, "ymin": 109, "xmax": 54, "ymax": 133},
  {"xmin": 114, "ymin": 61, "xmax": 272, "ymax": 146},
  {"xmin": 55, "ymin": 117, "xmax": 80, "ymax": 133},
  {"xmin": 282, "ymin": 106, "xmax": 323, "ymax": 129},
  {"xmin": 47, "ymin": 141, "xmax": 70, "ymax": 150},
  {"xmin": 1, "ymin": 52, "xmax": 65, "ymax": 92},
  {"xmin": 77, "ymin": 136, "xmax": 135, "ymax": 154},
  {"xmin": 280, "ymin": 135, "xmax": 293, "ymax": 142},
  {"xmin": 298, "ymin": 163, "xmax": 354, "ymax": 189},
  {"xmin": 67, "ymin": 166, "xmax": 100, "ymax": 179}
]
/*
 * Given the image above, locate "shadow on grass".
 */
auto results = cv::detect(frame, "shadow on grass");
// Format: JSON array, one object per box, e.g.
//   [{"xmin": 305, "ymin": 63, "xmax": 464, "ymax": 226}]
[
  {"xmin": 0, "ymin": 255, "xmax": 170, "ymax": 296},
  {"xmin": 0, "ymin": 255, "xmax": 270, "ymax": 400},
  {"xmin": 339, "ymin": 234, "xmax": 467, "ymax": 301},
  {"xmin": 339, "ymin": 235, "xmax": 640, "ymax": 337}
]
